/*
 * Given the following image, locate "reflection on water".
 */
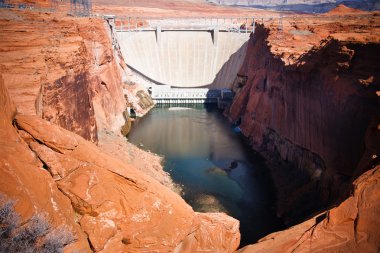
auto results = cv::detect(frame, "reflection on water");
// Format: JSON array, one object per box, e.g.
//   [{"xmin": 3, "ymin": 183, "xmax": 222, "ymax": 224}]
[{"xmin": 127, "ymin": 104, "xmax": 283, "ymax": 246}]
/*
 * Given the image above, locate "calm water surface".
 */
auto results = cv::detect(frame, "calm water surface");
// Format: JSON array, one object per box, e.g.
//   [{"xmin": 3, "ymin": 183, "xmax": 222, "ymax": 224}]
[{"xmin": 128, "ymin": 104, "xmax": 283, "ymax": 246}]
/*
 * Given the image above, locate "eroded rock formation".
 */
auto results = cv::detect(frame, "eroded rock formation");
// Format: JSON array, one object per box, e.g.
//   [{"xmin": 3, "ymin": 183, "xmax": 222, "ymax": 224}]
[
  {"xmin": 0, "ymin": 9, "xmax": 155, "ymax": 142},
  {"xmin": 225, "ymin": 6, "xmax": 380, "ymax": 251},
  {"xmin": 1, "ymin": 2, "xmax": 379, "ymax": 252},
  {"xmin": 0, "ymin": 77, "xmax": 91, "ymax": 252},
  {"xmin": 0, "ymin": 10, "xmax": 122, "ymax": 142},
  {"xmin": 227, "ymin": 12, "xmax": 380, "ymax": 223},
  {"xmin": 237, "ymin": 165, "xmax": 380, "ymax": 253},
  {"xmin": 0, "ymin": 8, "xmax": 240, "ymax": 252},
  {"xmin": 0, "ymin": 74, "xmax": 240, "ymax": 251}
]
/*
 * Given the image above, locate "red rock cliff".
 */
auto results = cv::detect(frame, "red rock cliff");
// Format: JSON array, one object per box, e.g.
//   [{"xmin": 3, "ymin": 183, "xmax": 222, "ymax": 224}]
[
  {"xmin": 227, "ymin": 14, "xmax": 380, "ymax": 223},
  {"xmin": 0, "ymin": 8, "xmax": 240, "ymax": 252},
  {"xmin": 237, "ymin": 165, "xmax": 380, "ymax": 253},
  {"xmin": 0, "ymin": 75, "xmax": 241, "ymax": 252},
  {"xmin": 0, "ymin": 9, "xmax": 129, "ymax": 143}
]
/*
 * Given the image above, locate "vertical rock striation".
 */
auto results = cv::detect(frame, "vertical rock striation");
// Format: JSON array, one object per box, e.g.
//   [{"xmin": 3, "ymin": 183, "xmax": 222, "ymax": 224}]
[
  {"xmin": 0, "ymin": 77, "xmax": 92, "ymax": 252},
  {"xmin": 0, "ymin": 10, "xmax": 127, "ymax": 142},
  {"xmin": 227, "ymin": 21, "xmax": 380, "ymax": 223}
]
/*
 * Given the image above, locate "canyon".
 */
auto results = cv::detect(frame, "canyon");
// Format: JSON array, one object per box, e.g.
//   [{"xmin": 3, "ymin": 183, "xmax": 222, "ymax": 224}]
[
  {"xmin": 0, "ymin": 7, "xmax": 240, "ymax": 252},
  {"xmin": 0, "ymin": 1, "xmax": 379, "ymax": 253}
]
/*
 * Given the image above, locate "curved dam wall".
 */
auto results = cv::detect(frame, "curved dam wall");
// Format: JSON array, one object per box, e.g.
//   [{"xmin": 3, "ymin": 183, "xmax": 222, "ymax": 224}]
[{"xmin": 117, "ymin": 30, "xmax": 249, "ymax": 88}]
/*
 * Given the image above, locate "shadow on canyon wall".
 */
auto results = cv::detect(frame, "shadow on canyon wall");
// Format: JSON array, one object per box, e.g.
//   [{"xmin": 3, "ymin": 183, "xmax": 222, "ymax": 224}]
[
  {"xmin": 206, "ymin": 41, "xmax": 249, "ymax": 89},
  {"xmin": 227, "ymin": 24, "xmax": 380, "ymax": 226}
]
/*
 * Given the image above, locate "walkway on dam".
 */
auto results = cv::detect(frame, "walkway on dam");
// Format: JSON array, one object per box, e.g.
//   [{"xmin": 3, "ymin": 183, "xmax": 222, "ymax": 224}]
[{"xmin": 113, "ymin": 17, "xmax": 255, "ymax": 33}]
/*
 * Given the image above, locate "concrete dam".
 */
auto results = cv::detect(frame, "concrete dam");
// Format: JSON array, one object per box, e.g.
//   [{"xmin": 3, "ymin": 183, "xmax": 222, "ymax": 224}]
[{"xmin": 114, "ymin": 17, "xmax": 253, "ymax": 89}]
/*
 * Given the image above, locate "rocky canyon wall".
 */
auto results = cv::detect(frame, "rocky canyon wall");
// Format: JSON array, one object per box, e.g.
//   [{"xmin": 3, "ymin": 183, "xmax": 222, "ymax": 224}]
[
  {"xmin": 227, "ymin": 15, "xmax": 380, "ymax": 223},
  {"xmin": 237, "ymin": 165, "xmax": 380, "ymax": 253},
  {"xmin": 0, "ymin": 9, "xmax": 137, "ymax": 143},
  {"xmin": 0, "ymin": 75, "xmax": 241, "ymax": 252}
]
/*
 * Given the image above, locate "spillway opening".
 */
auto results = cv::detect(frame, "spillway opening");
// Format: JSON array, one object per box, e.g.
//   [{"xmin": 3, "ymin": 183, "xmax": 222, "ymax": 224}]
[{"xmin": 127, "ymin": 104, "xmax": 284, "ymax": 246}]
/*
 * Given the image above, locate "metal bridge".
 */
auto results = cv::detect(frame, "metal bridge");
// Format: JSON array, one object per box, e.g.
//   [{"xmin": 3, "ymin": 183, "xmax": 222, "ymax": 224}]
[
  {"xmin": 113, "ymin": 17, "xmax": 255, "ymax": 33},
  {"xmin": 105, "ymin": 16, "xmax": 255, "ymax": 46}
]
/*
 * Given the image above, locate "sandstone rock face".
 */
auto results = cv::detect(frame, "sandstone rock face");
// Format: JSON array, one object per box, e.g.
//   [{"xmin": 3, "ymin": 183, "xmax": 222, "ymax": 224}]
[
  {"xmin": 0, "ymin": 8, "xmax": 236, "ymax": 252},
  {"xmin": 0, "ymin": 9, "xmax": 241, "ymax": 251},
  {"xmin": 0, "ymin": 77, "xmax": 91, "ymax": 252},
  {"xmin": 324, "ymin": 4, "xmax": 367, "ymax": 15},
  {"xmin": 237, "ymin": 165, "xmax": 380, "ymax": 253},
  {"xmin": 227, "ymin": 15, "xmax": 380, "ymax": 223},
  {"xmin": 97, "ymin": 131, "xmax": 180, "ymax": 191},
  {"xmin": 0, "ymin": 4, "xmax": 330, "ymax": 253},
  {"xmin": 0, "ymin": 71, "xmax": 241, "ymax": 252},
  {"xmin": 2, "ymin": 75, "xmax": 241, "ymax": 252},
  {"xmin": 15, "ymin": 113, "xmax": 193, "ymax": 251},
  {"xmin": 14, "ymin": 113, "xmax": 241, "ymax": 252},
  {"xmin": 124, "ymin": 85, "xmax": 155, "ymax": 117},
  {"xmin": 0, "ymin": 10, "xmax": 126, "ymax": 142},
  {"xmin": 194, "ymin": 213, "xmax": 240, "ymax": 252}
]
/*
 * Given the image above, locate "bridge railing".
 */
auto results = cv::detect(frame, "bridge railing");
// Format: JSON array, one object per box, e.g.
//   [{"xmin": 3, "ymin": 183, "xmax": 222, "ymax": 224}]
[{"xmin": 114, "ymin": 17, "xmax": 256, "ymax": 33}]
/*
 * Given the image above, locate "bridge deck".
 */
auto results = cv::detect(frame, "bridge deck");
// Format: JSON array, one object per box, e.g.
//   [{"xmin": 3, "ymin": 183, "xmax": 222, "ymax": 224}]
[
  {"xmin": 113, "ymin": 17, "xmax": 255, "ymax": 33},
  {"xmin": 116, "ymin": 27, "xmax": 254, "ymax": 32}
]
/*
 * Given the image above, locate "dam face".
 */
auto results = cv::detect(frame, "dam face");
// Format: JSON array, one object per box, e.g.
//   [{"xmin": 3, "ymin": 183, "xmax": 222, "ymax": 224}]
[{"xmin": 116, "ymin": 18, "xmax": 252, "ymax": 88}]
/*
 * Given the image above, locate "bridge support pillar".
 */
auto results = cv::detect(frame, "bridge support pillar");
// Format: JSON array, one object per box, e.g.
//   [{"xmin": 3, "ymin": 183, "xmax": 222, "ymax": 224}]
[
  {"xmin": 212, "ymin": 27, "xmax": 219, "ymax": 46},
  {"xmin": 156, "ymin": 26, "xmax": 162, "ymax": 45}
]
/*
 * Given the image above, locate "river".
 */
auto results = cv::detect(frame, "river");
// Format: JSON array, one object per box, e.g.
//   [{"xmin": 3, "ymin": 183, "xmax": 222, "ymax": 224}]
[{"xmin": 127, "ymin": 104, "xmax": 283, "ymax": 247}]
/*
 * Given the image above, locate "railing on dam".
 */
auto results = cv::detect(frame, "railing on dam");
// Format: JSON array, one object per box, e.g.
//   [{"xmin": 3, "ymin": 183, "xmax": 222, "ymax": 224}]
[
  {"xmin": 112, "ymin": 17, "xmax": 255, "ymax": 33},
  {"xmin": 150, "ymin": 87, "xmax": 233, "ymax": 104}
]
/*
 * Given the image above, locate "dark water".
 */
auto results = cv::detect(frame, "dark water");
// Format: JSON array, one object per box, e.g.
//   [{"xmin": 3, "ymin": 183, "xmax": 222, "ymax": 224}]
[{"xmin": 127, "ymin": 104, "xmax": 283, "ymax": 247}]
